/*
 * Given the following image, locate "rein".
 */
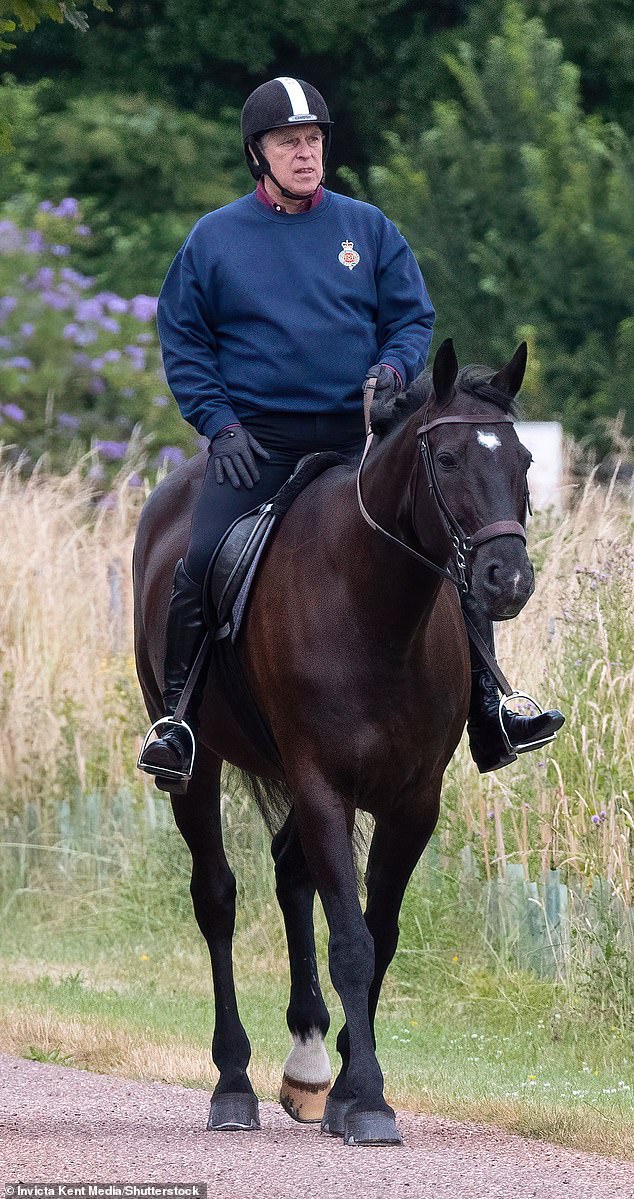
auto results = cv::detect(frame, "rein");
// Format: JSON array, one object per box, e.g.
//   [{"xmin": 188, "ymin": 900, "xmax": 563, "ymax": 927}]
[{"xmin": 355, "ymin": 409, "xmax": 530, "ymax": 696}]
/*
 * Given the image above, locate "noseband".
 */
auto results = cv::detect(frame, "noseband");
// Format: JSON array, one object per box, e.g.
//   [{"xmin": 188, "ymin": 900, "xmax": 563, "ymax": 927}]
[{"xmin": 356, "ymin": 410, "xmax": 529, "ymax": 594}]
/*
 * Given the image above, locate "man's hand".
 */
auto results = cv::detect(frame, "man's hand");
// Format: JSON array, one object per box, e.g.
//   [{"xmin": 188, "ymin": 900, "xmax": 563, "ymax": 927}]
[
  {"xmin": 210, "ymin": 424, "xmax": 270, "ymax": 488},
  {"xmin": 362, "ymin": 364, "xmax": 403, "ymax": 430}
]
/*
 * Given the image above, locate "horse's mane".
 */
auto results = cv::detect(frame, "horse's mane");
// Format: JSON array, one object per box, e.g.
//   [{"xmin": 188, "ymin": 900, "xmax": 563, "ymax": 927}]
[{"xmin": 372, "ymin": 365, "xmax": 519, "ymax": 438}]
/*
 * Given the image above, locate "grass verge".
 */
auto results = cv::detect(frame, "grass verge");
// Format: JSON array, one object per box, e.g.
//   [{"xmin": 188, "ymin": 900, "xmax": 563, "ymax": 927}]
[{"xmin": 0, "ymin": 920, "xmax": 632, "ymax": 1161}]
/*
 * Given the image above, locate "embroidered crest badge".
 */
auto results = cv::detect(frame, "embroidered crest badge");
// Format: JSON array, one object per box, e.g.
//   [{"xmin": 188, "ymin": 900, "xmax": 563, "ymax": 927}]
[{"xmin": 338, "ymin": 240, "xmax": 360, "ymax": 270}]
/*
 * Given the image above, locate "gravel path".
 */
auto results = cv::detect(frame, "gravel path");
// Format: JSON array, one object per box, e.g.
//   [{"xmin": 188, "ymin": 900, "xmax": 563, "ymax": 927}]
[{"xmin": 1, "ymin": 1053, "xmax": 632, "ymax": 1198}]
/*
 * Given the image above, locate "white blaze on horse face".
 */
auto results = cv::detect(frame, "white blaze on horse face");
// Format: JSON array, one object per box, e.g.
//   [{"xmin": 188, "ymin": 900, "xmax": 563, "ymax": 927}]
[
  {"xmin": 477, "ymin": 430, "xmax": 502, "ymax": 451},
  {"xmin": 283, "ymin": 1028, "xmax": 332, "ymax": 1085}
]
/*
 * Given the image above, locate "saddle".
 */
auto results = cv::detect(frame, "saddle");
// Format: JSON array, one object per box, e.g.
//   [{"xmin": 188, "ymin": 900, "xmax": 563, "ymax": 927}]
[{"xmin": 204, "ymin": 451, "xmax": 345, "ymax": 641}]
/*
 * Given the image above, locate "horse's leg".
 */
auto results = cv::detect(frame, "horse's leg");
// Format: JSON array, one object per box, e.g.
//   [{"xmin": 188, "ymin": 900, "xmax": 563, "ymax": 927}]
[
  {"xmin": 170, "ymin": 742, "xmax": 259, "ymax": 1132},
  {"xmin": 293, "ymin": 776, "xmax": 400, "ymax": 1146},
  {"xmin": 324, "ymin": 802, "xmax": 439, "ymax": 1137},
  {"xmin": 272, "ymin": 812, "xmax": 332, "ymax": 1123}
]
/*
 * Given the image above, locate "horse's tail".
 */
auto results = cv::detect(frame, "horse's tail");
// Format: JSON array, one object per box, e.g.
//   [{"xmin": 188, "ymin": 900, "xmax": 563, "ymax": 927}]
[{"xmin": 228, "ymin": 765, "xmax": 372, "ymax": 892}]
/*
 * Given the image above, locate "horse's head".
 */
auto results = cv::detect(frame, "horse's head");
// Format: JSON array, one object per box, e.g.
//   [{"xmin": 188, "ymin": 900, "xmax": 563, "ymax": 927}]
[{"xmin": 412, "ymin": 339, "xmax": 535, "ymax": 620}]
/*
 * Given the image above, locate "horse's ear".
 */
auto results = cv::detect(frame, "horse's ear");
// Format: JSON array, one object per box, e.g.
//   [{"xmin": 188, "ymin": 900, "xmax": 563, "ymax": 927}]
[
  {"xmin": 489, "ymin": 342, "xmax": 528, "ymax": 398},
  {"xmin": 432, "ymin": 338, "xmax": 459, "ymax": 406}
]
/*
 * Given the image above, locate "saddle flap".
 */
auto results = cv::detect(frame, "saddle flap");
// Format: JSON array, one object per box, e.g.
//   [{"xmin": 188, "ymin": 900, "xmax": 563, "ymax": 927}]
[{"xmin": 206, "ymin": 449, "xmax": 348, "ymax": 639}]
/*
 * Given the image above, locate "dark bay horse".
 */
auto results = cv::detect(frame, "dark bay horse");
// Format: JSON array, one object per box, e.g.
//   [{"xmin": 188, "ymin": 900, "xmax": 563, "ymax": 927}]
[{"xmin": 133, "ymin": 338, "xmax": 535, "ymax": 1145}]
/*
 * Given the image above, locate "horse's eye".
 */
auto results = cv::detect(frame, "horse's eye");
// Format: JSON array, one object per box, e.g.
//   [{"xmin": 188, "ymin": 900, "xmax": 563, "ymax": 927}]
[{"xmin": 437, "ymin": 452, "xmax": 457, "ymax": 470}]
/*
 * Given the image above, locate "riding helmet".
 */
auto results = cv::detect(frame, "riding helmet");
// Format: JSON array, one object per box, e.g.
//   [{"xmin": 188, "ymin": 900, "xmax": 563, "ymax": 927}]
[{"xmin": 241, "ymin": 77, "xmax": 333, "ymax": 187}]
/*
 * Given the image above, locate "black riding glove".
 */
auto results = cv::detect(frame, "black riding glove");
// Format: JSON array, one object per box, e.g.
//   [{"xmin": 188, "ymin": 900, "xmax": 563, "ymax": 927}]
[
  {"xmin": 210, "ymin": 424, "xmax": 270, "ymax": 489},
  {"xmin": 362, "ymin": 364, "xmax": 403, "ymax": 424}
]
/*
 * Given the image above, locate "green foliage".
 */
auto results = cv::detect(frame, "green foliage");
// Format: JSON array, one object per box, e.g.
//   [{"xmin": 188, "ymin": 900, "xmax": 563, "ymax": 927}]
[
  {"xmin": 0, "ymin": 196, "xmax": 196, "ymax": 467},
  {"xmin": 0, "ymin": 1, "xmax": 110, "ymax": 47},
  {"xmin": 0, "ymin": 81, "xmax": 245, "ymax": 294},
  {"xmin": 370, "ymin": 2, "xmax": 634, "ymax": 441}
]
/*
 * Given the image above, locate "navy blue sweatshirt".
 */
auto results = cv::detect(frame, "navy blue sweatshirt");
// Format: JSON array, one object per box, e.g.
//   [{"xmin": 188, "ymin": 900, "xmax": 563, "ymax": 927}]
[{"xmin": 157, "ymin": 189, "xmax": 435, "ymax": 441}]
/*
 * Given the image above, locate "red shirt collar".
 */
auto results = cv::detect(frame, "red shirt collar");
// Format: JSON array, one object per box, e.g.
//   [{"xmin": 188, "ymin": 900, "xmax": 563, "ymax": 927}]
[{"xmin": 255, "ymin": 178, "xmax": 324, "ymax": 213}]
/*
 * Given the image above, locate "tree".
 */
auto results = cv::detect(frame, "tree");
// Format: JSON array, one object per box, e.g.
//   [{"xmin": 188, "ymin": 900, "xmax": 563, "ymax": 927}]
[
  {"xmin": 370, "ymin": 2, "xmax": 634, "ymax": 442},
  {"xmin": 1, "ymin": 1, "xmax": 111, "ymax": 148}
]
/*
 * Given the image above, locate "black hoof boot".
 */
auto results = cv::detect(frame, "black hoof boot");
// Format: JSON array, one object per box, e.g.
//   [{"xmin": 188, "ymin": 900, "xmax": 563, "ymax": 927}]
[
  {"xmin": 321, "ymin": 1094, "xmax": 354, "ymax": 1137},
  {"xmin": 207, "ymin": 1092, "xmax": 260, "ymax": 1132},
  {"xmin": 343, "ymin": 1107, "xmax": 402, "ymax": 1146}
]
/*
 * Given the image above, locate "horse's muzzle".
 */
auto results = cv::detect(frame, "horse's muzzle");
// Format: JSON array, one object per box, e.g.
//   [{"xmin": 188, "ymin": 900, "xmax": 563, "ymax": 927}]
[{"xmin": 471, "ymin": 537, "xmax": 535, "ymax": 621}]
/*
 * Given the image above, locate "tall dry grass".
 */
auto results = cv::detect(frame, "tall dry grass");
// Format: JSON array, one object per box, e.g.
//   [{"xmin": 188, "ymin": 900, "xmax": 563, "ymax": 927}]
[{"xmin": 0, "ymin": 456, "xmax": 632, "ymax": 902}]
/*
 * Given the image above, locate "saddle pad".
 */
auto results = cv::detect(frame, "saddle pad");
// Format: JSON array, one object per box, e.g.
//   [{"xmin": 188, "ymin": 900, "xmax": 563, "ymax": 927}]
[{"xmin": 206, "ymin": 450, "xmax": 346, "ymax": 642}]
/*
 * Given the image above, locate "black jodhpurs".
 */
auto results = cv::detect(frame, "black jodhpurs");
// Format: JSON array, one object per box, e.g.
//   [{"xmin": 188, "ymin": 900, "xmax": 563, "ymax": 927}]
[{"xmin": 184, "ymin": 411, "xmax": 367, "ymax": 586}]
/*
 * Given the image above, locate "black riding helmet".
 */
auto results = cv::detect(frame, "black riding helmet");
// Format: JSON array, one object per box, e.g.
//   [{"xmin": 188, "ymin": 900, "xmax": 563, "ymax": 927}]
[{"xmin": 241, "ymin": 77, "xmax": 333, "ymax": 201}]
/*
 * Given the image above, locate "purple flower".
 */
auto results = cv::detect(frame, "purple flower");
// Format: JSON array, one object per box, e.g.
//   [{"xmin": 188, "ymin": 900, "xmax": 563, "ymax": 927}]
[
  {"xmin": 24, "ymin": 230, "xmax": 46, "ymax": 255},
  {"xmin": 95, "ymin": 292, "xmax": 128, "ymax": 314},
  {"xmin": 591, "ymin": 815, "xmax": 601, "ymax": 826},
  {"xmin": 75, "ymin": 225, "xmax": 91, "ymax": 238},
  {"xmin": 130, "ymin": 294, "xmax": 158, "ymax": 322},
  {"xmin": 102, "ymin": 349, "xmax": 121, "ymax": 363},
  {"xmin": 136, "ymin": 332, "xmax": 154, "ymax": 344},
  {"xmin": 57, "ymin": 412, "xmax": 81, "ymax": 431},
  {"xmin": 152, "ymin": 395, "xmax": 169, "ymax": 407},
  {"xmin": 99, "ymin": 317, "xmax": 120, "ymax": 334},
  {"xmin": 74, "ymin": 329, "xmax": 97, "ymax": 347},
  {"xmin": 75, "ymin": 298, "xmax": 103, "ymax": 322},
  {"xmin": 88, "ymin": 463, "xmax": 106, "ymax": 482},
  {"xmin": 94, "ymin": 439, "xmax": 128, "ymax": 461},
  {"xmin": 60, "ymin": 267, "xmax": 93, "ymax": 291},
  {"xmin": 0, "ymin": 221, "xmax": 22, "ymax": 252},
  {"xmin": 0, "ymin": 296, "xmax": 18, "ymax": 323},
  {"xmin": 3, "ymin": 357, "xmax": 32, "ymax": 371},
  {"xmin": 34, "ymin": 268, "xmax": 54, "ymax": 289},
  {"xmin": 38, "ymin": 201, "xmax": 54, "ymax": 213},
  {"xmin": 88, "ymin": 376, "xmax": 106, "ymax": 396},
  {"xmin": 120, "ymin": 387, "xmax": 135, "ymax": 398},
  {"xmin": 56, "ymin": 197, "xmax": 80, "ymax": 219},
  {"xmin": 487, "ymin": 810, "xmax": 495, "ymax": 820},
  {"xmin": 20, "ymin": 322, "xmax": 35, "ymax": 339},
  {"xmin": 0, "ymin": 336, "xmax": 12, "ymax": 350},
  {"xmin": 127, "ymin": 472, "xmax": 143, "ymax": 488},
  {"xmin": 2, "ymin": 402, "xmax": 26, "ymax": 421},
  {"xmin": 51, "ymin": 244, "xmax": 71, "ymax": 257},
  {"xmin": 124, "ymin": 344, "xmax": 146, "ymax": 371},
  {"xmin": 40, "ymin": 290, "xmax": 71, "ymax": 311},
  {"xmin": 157, "ymin": 445, "xmax": 185, "ymax": 467},
  {"xmin": 97, "ymin": 492, "xmax": 117, "ymax": 511},
  {"xmin": 63, "ymin": 323, "xmax": 81, "ymax": 341}
]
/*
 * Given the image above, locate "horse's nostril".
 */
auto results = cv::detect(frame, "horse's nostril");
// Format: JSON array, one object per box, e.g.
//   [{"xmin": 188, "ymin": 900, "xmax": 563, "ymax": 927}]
[{"xmin": 485, "ymin": 560, "xmax": 502, "ymax": 591}]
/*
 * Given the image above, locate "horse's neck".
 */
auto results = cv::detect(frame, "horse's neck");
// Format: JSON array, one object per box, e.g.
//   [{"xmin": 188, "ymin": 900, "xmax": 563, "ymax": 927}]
[{"xmin": 351, "ymin": 413, "xmax": 451, "ymax": 642}]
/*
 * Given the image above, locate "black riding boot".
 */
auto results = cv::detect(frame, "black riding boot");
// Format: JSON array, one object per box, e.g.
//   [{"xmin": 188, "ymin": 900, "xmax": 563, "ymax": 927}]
[
  {"xmin": 138, "ymin": 559, "xmax": 210, "ymax": 793},
  {"xmin": 462, "ymin": 597, "xmax": 564, "ymax": 774}
]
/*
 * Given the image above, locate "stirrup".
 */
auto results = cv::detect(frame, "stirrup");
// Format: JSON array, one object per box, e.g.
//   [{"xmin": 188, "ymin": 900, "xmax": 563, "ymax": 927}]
[
  {"xmin": 498, "ymin": 692, "xmax": 559, "ymax": 756},
  {"xmin": 137, "ymin": 716, "xmax": 196, "ymax": 781}
]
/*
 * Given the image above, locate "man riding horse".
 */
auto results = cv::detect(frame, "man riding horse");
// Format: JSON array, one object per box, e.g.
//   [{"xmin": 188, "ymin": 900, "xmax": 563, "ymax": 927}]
[{"xmin": 138, "ymin": 76, "xmax": 563, "ymax": 790}]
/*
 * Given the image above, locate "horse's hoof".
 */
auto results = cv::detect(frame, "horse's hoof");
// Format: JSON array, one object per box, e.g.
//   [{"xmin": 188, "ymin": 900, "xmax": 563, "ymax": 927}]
[
  {"xmin": 343, "ymin": 1108, "xmax": 402, "ymax": 1146},
  {"xmin": 320, "ymin": 1094, "xmax": 354, "ymax": 1137},
  {"xmin": 207, "ymin": 1092, "xmax": 260, "ymax": 1131},
  {"xmin": 280, "ymin": 1073, "xmax": 331, "ymax": 1123}
]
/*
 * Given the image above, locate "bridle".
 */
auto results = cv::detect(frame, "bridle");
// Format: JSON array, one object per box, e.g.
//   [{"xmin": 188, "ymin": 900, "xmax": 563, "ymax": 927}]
[{"xmin": 356, "ymin": 409, "xmax": 530, "ymax": 596}]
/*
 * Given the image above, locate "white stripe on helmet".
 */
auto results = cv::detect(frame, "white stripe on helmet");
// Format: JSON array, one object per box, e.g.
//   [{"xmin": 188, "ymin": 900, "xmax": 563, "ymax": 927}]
[{"xmin": 274, "ymin": 76, "xmax": 316, "ymax": 121}]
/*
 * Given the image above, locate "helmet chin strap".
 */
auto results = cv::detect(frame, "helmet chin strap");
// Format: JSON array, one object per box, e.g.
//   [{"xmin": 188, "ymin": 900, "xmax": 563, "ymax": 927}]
[
  {"xmin": 265, "ymin": 167, "xmax": 324, "ymax": 202},
  {"xmin": 247, "ymin": 137, "xmax": 323, "ymax": 203}
]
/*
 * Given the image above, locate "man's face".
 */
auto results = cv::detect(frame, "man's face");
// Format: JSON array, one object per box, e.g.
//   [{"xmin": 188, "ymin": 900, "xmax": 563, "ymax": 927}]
[{"xmin": 260, "ymin": 124, "xmax": 324, "ymax": 195}]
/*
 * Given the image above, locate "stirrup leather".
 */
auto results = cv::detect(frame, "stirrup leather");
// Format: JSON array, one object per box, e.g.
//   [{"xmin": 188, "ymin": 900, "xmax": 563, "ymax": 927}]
[
  {"xmin": 498, "ymin": 691, "xmax": 558, "ymax": 756},
  {"xmin": 137, "ymin": 716, "xmax": 196, "ymax": 781}
]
